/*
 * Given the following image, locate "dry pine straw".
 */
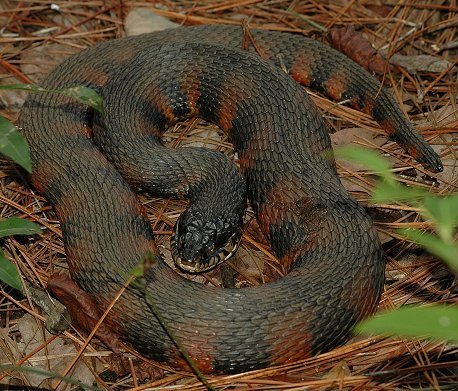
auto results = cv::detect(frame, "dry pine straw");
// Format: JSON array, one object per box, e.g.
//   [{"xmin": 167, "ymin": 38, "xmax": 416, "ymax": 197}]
[{"xmin": 0, "ymin": 1, "xmax": 457, "ymax": 390}]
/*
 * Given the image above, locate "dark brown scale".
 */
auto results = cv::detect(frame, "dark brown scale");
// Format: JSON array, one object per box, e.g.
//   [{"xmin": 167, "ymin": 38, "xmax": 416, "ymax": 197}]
[{"xmin": 18, "ymin": 25, "xmax": 440, "ymax": 374}]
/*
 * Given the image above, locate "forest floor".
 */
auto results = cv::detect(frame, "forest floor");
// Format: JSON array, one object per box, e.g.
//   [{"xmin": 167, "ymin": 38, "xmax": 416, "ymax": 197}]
[{"xmin": 0, "ymin": 1, "xmax": 457, "ymax": 390}]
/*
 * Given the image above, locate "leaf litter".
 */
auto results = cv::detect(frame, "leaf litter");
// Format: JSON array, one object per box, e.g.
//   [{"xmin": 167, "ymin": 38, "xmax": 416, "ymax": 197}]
[{"xmin": 0, "ymin": 1, "xmax": 457, "ymax": 390}]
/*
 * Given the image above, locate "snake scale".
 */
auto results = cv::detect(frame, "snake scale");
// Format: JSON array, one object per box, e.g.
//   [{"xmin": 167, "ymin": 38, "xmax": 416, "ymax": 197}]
[{"xmin": 19, "ymin": 25, "xmax": 442, "ymax": 374}]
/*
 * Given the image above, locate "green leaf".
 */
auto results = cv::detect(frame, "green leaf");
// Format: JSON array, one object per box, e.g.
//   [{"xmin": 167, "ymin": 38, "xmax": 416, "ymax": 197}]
[
  {"xmin": 399, "ymin": 228, "xmax": 458, "ymax": 272},
  {"xmin": 0, "ymin": 217, "xmax": 41, "ymax": 238},
  {"xmin": 334, "ymin": 145, "xmax": 395, "ymax": 183},
  {"xmin": 0, "ymin": 251, "xmax": 23, "ymax": 292},
  {"xmin": 356, "ymin": 304, "xmax": 458, "ymax": 342},
  {"xmin": 129, "ymin": 251, "xmax": 159, "ymax": 278},
  {"xmin": 60, "ymin": 86, "xmax": 104, "ymax": 114},
  {"xmin": 0, "ymin": 364, "xmax": 101, "ymax": 390},
  {"xmin": 0, "ymin": 116, "xmax": 32, "ymax": 172},
  {"xmin": 422, "ymin": 194, "xmax": 458, "ymax": 241},
  {"xmin": 130, "ymin": 264, "xmax": 145, "ymax": 278},
  {"xmin": 0, "ymin": 83, "xmax": 44, "ymax": 92},
  {"xmin": 0, "ymin": 83, "xmax": 104, "ymax": 114},
  {"xmin": 372, "ymin": 181, "xmax": 427, "ymax": 204}
]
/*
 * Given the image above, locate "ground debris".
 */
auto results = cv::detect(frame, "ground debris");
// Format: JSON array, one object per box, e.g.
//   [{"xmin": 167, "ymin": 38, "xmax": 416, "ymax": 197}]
[
  {"xmin": 327, "ymin": 25, "xmax": 390, "ymax": 75},
  {"xmin": 1, "ymin": 1, "xmax": 457, "ymax": 390},
  {"xmin": 390, "ymin": 53, "xmax": 454, "ymax": 73}
]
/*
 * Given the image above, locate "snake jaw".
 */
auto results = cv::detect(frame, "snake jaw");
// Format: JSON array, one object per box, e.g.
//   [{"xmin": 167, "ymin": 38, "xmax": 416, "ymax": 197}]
[{"xmin": 171, "ymin": 221, "xmax": 242, "ymax": 274}]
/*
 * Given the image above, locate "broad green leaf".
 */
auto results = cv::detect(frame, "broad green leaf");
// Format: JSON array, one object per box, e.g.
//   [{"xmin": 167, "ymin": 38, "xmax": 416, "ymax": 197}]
[
  {"xmin": 60, "ymin": 86, "xmax": 104, "ymax": 114},
  {"xmin": 335, "ymin": 145, "xmax": 395, "ymax": 183},
  {"xmin": 0, "ymin": 251, "xmax": 22, "ymax": 292},
  {"xmin": 356, "ymin": 304, "xmax": 458, "ymax": 342},
  {"xmin": 422, "ymin": 194, "xmax": 458, "ymax": 241},
  {"xmin": 372, "ymin": 181, "xmax": 426, "ymax": 204},
  {"xmin": 0, "ymin": 116, "xmax": 32, "ymax": 172},
  {"xmin": 0, "ymin": 217, "xmax": 41, "ymax": 238},
  {"xmin": 399, "ymin": 228, "xmax": 458, "ymax": 271}
]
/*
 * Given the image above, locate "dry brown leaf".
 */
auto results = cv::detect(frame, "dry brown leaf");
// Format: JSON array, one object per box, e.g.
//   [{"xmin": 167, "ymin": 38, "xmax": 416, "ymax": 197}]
[
  {"xmin": 13, "ymin": 314, "xmax": 96, "ymax": 390},
  {"xmin": 124, "ymin": 8, "xmax": 178, "ymax": 37},
  {"xmin": 331, "ymin": 127, "xmax": 388, "ymax": 172},
  {"xmin": 47, "ymin": 273, "xmax": 122, "ymax": 352},
  {"xmin": 0, "ymin": 74, "xmax": 28, "ymax": 109},
  {"xmin": 327, "ymin": 25, "xmax": 390, "ymax": 75},
  {"xmin": 20, "ymin": 44, "xmax": 79, "ymax": 83},
  {"xmin": 109, "ymin": 354, "xmax": 164, "ymax": 381},
  {"xmin": 366, "ymin": 4, "xmax": 392, "ymax": 17},
  {"xmin": 390, "ymin": 53, "xmax": 454, "ymax": 73},
  {"xmin": 331, "ymin": 127, "xmax": 386, "ymax": 147}
]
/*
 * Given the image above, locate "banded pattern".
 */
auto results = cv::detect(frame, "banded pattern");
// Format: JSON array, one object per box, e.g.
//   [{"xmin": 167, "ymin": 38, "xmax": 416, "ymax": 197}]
[{"xmin": 19, "ymin": 25, "xmax": 441, "ymax": 374}]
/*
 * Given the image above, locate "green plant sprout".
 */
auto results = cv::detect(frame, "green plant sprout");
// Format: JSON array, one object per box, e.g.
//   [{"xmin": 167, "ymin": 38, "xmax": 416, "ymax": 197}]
[{"xmin": 337, "ymin": 145, "xmax": 458, "ymax": 342}]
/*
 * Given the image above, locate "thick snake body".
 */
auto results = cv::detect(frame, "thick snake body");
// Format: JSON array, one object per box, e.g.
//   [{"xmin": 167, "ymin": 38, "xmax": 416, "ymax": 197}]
[{"xmin": 19, "ymin": 25, "xmax": 441, "ymax": 374}]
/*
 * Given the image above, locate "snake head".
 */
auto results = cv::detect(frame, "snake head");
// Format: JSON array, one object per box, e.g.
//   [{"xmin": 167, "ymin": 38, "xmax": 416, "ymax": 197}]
[{"xmin": 171, "ymin": 210, "xmax": 241, "ymax": 274}]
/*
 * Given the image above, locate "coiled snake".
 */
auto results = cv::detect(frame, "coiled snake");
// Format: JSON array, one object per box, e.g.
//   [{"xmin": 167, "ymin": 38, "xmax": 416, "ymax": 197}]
[{"xmin": 19, "ymin": 25, "xmax": 442, "ymax": 374}]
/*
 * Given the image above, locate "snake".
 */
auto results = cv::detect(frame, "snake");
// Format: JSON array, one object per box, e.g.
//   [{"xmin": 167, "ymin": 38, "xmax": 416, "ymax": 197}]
[{"xmin": 19, "ymin": 25, "xmax": 442, "ymax": 374}]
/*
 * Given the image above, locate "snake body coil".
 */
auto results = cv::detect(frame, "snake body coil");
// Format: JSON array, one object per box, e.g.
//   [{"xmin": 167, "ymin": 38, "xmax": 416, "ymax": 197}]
[{"xmin": 19, "ymin": 25, "xmax": 441, "ymax": 374}]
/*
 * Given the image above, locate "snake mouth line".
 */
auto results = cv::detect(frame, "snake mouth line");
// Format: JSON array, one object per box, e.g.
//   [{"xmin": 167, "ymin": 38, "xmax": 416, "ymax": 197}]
[{"xmin": 171, "ymin": 229, "xmax": 242, "ymax": 274}]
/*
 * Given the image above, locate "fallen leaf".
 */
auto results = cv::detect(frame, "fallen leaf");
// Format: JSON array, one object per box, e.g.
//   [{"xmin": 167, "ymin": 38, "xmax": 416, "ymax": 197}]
[
  {"xmin": 330, "ymin": 127, "xmax": 399, "ymax": 200},
  {"xmin": 433, "ymin": 134, "xmax": 458, "ymax": 191},
  {"xmin": 414, "ymin": 104, "xmax": 458, "ymax": 128},
  {"xmin": 47, "ymin": 273, "xmax": 122, "ymax": 352},
  {"xmin": 0, "ymin": 75, "xmax": 28, "ymax": 109},
  {"xmin": 20, "ymin": 44, "xmax": 79, "ymax": 83},
  {"xmin": 414, "ymin": 106, "xmax": 458, "ymax": 189},
  {"xmin": 331, "ymin": 127, "xmax": 387, "ymax": 172},
  {"xmin": 325, "ymin": 360, "xmax": 351, "ymax": 379},
  {"xmin": 390, "ymin": 53, "xmax": 454, "ymax": 73},
  {"xmin": 331, "ymin": 127, "xmax": 386, "ymax": 147},
  {"xmin": 14, "ymin": 314, "xmax": 98, "ymax": 390},
  {"xmin": 109, "ymin": 354, "xmax": 164, "ymax": 381},
  {"xmin": 124, "ymin": 8, "xmax": 178, "ymax": 36},
  {"xmin": 0, "ymin": 327, "xmax": 21, "ymax": 370},
  {"xmin": 366, "ymin": 4, "xmax": 392, "ymax": 17},
  {"xmin": 327, "ymin": 25, "xmax": 390, "ymax": 75}
]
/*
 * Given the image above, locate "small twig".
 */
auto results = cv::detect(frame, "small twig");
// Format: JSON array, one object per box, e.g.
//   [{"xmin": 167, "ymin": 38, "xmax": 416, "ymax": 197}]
[
  {"xmin": 52, "ymin": 275, "xmax": 135, "ymax": 389},
  {"xmin": 288, "ymin": 9, "xmax": 327, "ymax": 32},
  {"xmin": 241, "ymin": 19, "xmax": 268, "ymax": 59},
  {"xmin": 131, "ymin": 276, "xmax": 216, "ymax": 391}
]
